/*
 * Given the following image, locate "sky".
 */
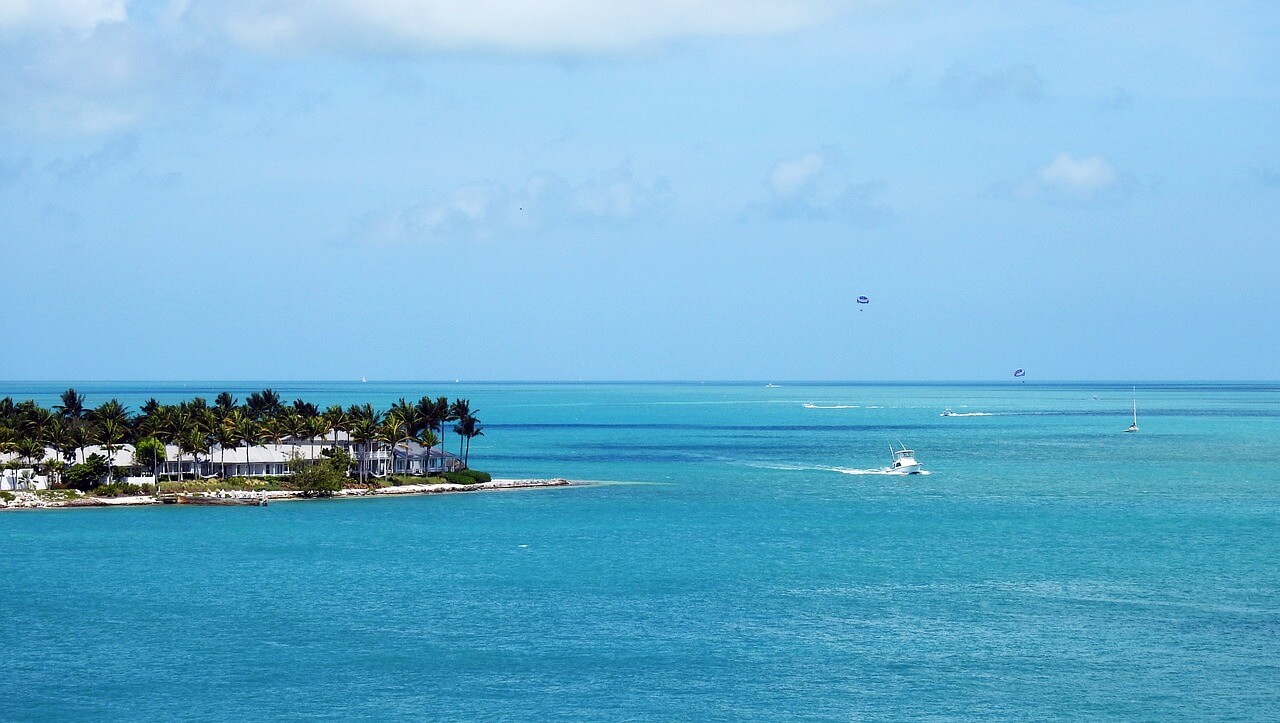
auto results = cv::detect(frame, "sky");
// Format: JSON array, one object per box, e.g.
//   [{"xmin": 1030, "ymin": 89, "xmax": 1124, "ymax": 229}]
[{"xmin": 1, "ymin": 0, "xmax": 1277, "ymax": 381}]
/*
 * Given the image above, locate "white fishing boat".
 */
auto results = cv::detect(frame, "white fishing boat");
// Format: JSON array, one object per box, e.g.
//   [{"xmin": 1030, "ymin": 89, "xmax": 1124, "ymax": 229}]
[
  {"xmin": 940, "ymin": 407, "xmax": 956, "ymax": 417},
  {"xmin": 888, "ymin": 443, "xmax": 923, "ymax": 474},
  {"xmin": 1124, "ymin": 388, "xmax": 1139, "ymax": 433}
]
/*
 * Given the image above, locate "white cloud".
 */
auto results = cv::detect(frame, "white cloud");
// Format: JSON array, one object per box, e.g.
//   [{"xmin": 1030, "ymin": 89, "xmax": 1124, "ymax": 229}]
[
  {"xmin": 750, "ymin": 148, "xmax": 890, "ymax": 224},
  {"xmin": 352, "ymin": 168, "xmax": 672, "ymax": 246},
  {"xmin": 770, "ymin": 152, "xmax": 825, "ymax": 199},
  {"xmin": 0, "ymin": 22, "xmax": 165, "ymax": 135},
  {"xmin": 0, "ymin": 0, "xmax": 127, "ymax": 34},
  {"xmin": 1034, "ymin": 153, "xmax": 1119, "ymax": 199},
  {"xmin": 214, "ymin": 0, "xmax": 835, "ymax": 55}
]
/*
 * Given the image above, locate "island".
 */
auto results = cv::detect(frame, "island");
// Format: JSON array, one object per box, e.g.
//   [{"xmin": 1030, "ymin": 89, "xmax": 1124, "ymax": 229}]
[{"xmin": 1, "ymin": 387, "xmax": 577, "ymax": 510}]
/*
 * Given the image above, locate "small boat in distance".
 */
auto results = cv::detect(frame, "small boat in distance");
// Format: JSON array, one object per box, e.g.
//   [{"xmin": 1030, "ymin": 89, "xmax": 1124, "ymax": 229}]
[
  {"xmin": 1124, "ymin": 387, "xmax": 1139, "ymax": 433},
  {"xmin": 888, "ymin": 443, "xmax": 923, "ymax": 474},
  {"xmin": 940, "ymin": 407, "xmax": 956, "ymax": 417}
]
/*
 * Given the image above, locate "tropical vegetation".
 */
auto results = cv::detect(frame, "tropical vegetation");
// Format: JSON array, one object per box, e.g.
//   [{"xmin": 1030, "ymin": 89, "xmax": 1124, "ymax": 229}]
[{"xmin": 0, "ymin": 388, "xmax": 486, "ymax": 495}]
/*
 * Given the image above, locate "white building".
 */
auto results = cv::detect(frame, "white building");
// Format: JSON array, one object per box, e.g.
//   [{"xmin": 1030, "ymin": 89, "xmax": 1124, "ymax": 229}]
[{"xmin": 1, "ymin": 432, "xmax": 462, "ymax": 484}]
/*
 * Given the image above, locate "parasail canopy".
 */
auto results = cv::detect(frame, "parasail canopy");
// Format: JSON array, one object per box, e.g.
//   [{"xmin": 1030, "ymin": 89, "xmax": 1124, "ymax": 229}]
[
  {"xmin": 1013, "ymin": 369, "xmax": 1026, "ymax": 377},
  {"xmin": 856, "ymin": 296, "xmax": 870, "ymax": 304}
]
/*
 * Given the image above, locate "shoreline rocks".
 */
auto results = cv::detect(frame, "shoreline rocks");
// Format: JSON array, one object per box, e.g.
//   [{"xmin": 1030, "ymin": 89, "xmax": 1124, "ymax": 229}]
[{"xmin": 0, "ymin": 478, "xmax": 579, "ymax": 511}]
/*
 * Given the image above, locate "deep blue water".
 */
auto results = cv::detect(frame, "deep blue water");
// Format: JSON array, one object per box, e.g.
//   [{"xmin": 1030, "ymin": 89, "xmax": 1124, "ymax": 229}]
[{"xmin": 2, "ymin": 382, "xmax": 1279, "ymax": 720}]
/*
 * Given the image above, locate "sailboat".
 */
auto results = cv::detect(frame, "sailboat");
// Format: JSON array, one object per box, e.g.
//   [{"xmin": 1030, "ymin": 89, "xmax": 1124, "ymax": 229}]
[{"xmin": 1124, "ymin": 387, "xmax": 1138, "ymax": 433}]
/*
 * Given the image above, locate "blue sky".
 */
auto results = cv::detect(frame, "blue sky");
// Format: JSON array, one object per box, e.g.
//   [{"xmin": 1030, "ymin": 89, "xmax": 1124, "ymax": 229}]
[{"xmin": 1, "ymin": 1, "xmax": 1277, "ymax": 381}]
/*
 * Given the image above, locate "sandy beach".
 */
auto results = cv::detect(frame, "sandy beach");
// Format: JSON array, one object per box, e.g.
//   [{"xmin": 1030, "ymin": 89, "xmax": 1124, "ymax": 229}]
[{"xmin": 0, "ymin": 478, "xmax": 580, "ymax": 510}]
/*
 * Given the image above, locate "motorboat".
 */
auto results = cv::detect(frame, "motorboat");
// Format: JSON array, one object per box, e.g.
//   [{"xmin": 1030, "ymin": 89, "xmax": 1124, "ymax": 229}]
[
  {"xmin": 888, "ymin": 444, "xmax": 923, "ymax": 474},
  {"xmin": 940, "ymin": 407, "xmax": 956, "ymax": 417}
]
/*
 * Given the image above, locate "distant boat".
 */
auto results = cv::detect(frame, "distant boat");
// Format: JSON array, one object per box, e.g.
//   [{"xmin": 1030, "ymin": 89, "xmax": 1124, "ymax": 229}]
[
  {"xmin": 765, "ymin": 383, "xmax": 780, "ymax": 388},
  {"xmin": 361, "ymin": 376, "xmax": 367, "ymax": 383},
  {"xmin": 940, "ymin": 407, "xmax": 956, "ymax": 417},
  {"xmin": 1124, "ymin": 388, "xmax": 1139, "ymax": 433},
  {"xmin": 888, "ymin": 443, "xmax": 923, "ymax": 474}
]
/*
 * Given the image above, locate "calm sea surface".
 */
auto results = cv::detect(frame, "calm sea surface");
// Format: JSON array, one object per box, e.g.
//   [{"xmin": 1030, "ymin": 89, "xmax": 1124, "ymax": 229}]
[{"xmin": 2, "ymin": 382, "xmax": 1279, "ymax": 720}]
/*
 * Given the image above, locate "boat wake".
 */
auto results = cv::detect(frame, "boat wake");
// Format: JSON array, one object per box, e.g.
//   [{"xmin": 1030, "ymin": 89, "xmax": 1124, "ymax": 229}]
[
  {"xmin": 944, "ymin": 412, "xmax": 995, "ymax": 417},
  {"xmin": 735, "ymin": 461, "xmax": 930, "ymax": 476},
  {"xmin": 803, "ymin": 403, "xmax": 860, "ymax": 409},
  {"xmin": 832, "ymin": 467, "xmax": 932, "ymax": 476}
]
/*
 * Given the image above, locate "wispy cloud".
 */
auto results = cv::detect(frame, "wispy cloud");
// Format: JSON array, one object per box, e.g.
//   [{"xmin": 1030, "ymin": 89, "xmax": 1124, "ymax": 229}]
[
  {"xmin": 746, "ymin": 148, "xmax": 890, "ymax": 224},
  {"xmin": 0, "ymin": 0, "xmax": 127, "ymax": 34},
  {"xmin": 351, "ymin": 167, "xmax": 673, "ymax": 246},
  {"xmin": 208, "ymin": 0, "xmax": 837, "ymax": 55},
  {"xmin": 939, "ymin": 63, "xmax": 1042, "ymax": 104},
  {"xmin": 0, "ymin": 8, "xmax": 194, "ymax": 136},
  {"xmin": 1017, "ymin": 153, "xmax": 1128, "ymax": 203},
  {"xmin": 46, "ymin": 132, "xmax": 139, "ymax": 183}
]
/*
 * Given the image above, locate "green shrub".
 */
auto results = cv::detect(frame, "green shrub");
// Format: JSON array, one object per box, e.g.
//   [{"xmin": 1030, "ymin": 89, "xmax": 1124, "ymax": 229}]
[
  {"xmin": 91, "ymin": 482, "xmax": 147, "ymax": 498},
  {"xmin": 157, "ymin": 477, "xmax": 295, "ymax": 494},
  {"xmin": 64, "ymin": 454, "xmax": 110, "ymax": 491},
  {"xmin": 295, "ymin": 459, "xmax": 345, "ymax": 497},
  {"xmin": 462, "ymin": 469, "xmax": 491, "ymax": 483},
  {"xmin": 0, "ymin": 491, "xmax": 14, "ymax": 502},
  {"xmin": 442, "ymin": 471, "xmax": 488, "ymax": 485}
]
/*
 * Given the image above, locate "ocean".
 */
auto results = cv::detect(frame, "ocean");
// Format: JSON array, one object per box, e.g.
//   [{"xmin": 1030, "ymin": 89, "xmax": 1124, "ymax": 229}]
[{"xmin": 2, "ymin": 382, "xmax": 1278, "ymax": 720}]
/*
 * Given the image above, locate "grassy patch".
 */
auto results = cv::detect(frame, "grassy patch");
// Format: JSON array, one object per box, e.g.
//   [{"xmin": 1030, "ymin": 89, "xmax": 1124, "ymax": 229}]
[
  {"xmin": 90, "ymin": 482, "xmax": 152, "ymax": 498},
  {"xmin": 159, "ymin": 477, "xmax": 296, "ymax": 494},
  {"xmin": 34, "ymin": 489, "xmax": 83, "ymax": 501}
]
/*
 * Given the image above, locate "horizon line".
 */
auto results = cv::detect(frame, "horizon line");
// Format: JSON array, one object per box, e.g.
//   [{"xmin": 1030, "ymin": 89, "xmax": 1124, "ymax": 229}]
[{"xmin": 2, "ymin": 379, "xmax": 1277, "ymax": 386}]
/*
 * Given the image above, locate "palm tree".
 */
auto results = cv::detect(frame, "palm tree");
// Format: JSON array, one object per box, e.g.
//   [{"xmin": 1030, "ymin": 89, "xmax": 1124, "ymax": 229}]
[
  {"xmin": 156, "ymin": 406, "xmax": 187, "ymax": 480},
  {"xmin": 20, "ymin": 407, "xmax": 54, "ymax": 450},
  {"xmin": 261, "ymin": 416, "xmax": 289, "ymax": 448},
  {"xmin": 96, "ymin": 418, "xmax": 129, "ymax": 475},
  {"xmin": 0, "ymin": 425, "xmax": 19, "ymax": 462},
  {"xmin": 417, "ymin": 396, "xmax": 451, "ymax": 460},
  {"xmin": 453, "ymin": 413, "xmax": 484, "ymax": 469},
  {"xmin": 91, "ymin": 399, "xmax": 130, "ymax": 427},
  {"xmin": 53, "ymin": 388, "xmax": 86, "ymax": 421},
  {"xmin": 291, "ymin": 399, "xmax": 320, "ymax": 418},
  {"xmin": 449, "ymin": 400, "xmax": 472, "ymax": 456},
  {"xmin": 379, "ymin": 411, "xmax": 414, "ymax": 477},
  {"xmin": 415, "ymin": 428, "xmax": 439, "ymax": 476},
  {"xmin": 215, "ymin": 392, "xmax": 238, "ymax": 416},
  {"xmin": 322, "ymin": 405, "xmax": 349, "ymax": 452},
  {"xmin": 16, "ymin": 438, "xmax": 45, "ymax": 488},
  {"xmin": 304, "ymin": 415, "xmax": 328, "ymax": 464},
  {"xmin": 348, "ymin": 409, "xmax": 381, "ymax": 485},
  {"xmin": 180, "ymin": 427, "xmax": 210, "ymax": 479},
  {"xmin": 246, "ymin": 389, "xmax": 282, "ymax": 420},
  {"xmin": 282, "ymin": 411, "xmax": 307, "ymax": 442},
  {"xmin": 214, "ymin": 421, "xmax": 239, "ymax": 479},
  {"xmin": 41, "ymin": 417, "xmax": 76, "ymax": 464},
  {"xmin": 228, "ymin": 412, "xmax": 260, "ymax": 478},
  {"xmin": 44, "ymin": 458, "xmax": 66, "ymax": 488}
]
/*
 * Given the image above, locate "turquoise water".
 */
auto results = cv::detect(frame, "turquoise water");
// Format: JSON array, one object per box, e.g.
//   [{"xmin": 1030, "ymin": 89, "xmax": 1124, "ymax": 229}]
[{"xmin": 2, "ymin": 382, "xmax": 1279, "ymax": 720}]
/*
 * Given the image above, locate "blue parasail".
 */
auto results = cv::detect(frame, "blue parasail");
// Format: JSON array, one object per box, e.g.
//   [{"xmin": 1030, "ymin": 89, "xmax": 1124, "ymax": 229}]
[
  {"xmin": 856, "ymin": 296, "xmax": 870, "ymax": 304},
  {"xmin": 1013, "ymin": 369, "xmax": 1026, "ymax": 377}
]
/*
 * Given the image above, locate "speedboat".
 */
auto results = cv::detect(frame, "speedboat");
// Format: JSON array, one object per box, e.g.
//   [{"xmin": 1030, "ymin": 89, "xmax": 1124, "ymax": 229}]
[
  {"xmin": 888, "ymin": 444, "xmax": 923, "ymax": 474},
  {"xmin": 940, "ymin": 407, "xmax": 956, "ymax": 417}
]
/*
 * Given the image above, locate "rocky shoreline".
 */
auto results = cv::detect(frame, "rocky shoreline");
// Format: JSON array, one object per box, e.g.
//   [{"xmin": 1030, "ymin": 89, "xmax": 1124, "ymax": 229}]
[{"xmin": 0, "ymin": 478, "xmax": 579, "ymax": 510}]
